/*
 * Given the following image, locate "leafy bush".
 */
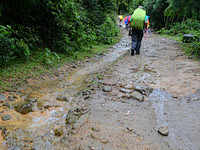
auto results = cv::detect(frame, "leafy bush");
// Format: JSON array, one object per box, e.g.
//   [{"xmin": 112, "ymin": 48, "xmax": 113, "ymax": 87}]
[
  {"xmin": 96, "ymin": 16, "xmax": 119, "ymax": 44},
  {"xmin": 191, "ymin": 33, "xmax": 200, "ymax": 57},
  {"xmin": 0, "ymin": 25, "xmax": 30, "ymax": 67},
  {"xmin": 0, "ymin": 0, "xmax": 119, "ymax": 67},
  {"xmin": 158, "ymin": 19, "xmax": 200, "ymax": 35},
  {"xmin": 41, "ymin": 48, "xmax": 60, "ymax": 67},
  {"xmin": 158, "ymin": 19, "xmax": 200, "ymax": 58}
]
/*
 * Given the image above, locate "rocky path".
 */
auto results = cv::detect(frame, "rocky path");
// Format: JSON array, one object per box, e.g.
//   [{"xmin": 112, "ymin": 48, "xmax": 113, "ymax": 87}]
[
  {"xmin": 64, "ymin": 30, "xmax": 200, "ymax": 150},
  {"xmin": 0, "ymin": 27, "xmax": 200, "ymax": 150}
]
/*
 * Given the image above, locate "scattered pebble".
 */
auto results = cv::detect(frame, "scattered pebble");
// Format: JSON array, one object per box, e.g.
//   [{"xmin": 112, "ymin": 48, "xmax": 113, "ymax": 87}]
[
  {"xmin": 120, "ymin": 88, "xmax": 132, "ymax": 93},
  {"xmin": 131, "ymin": 91, "xmax": 144, "ymax": 102},
  {"xmin": 1, "ymin": 114, "xmax": 11, "ymax": 121},
  {"xmin": 0, "ymin": 94, "xmax": 6, "ymax": 103},
  {"xmin": 158, "ymin": 126, "xmax": 169, "ymax": 136},
  {"xmin": 91, "ymin": 127, "xmax": 100, "ymax": 132},
  {"xmin": 102, "ymin": 86, "xmax": 112, "ymax": 92}
]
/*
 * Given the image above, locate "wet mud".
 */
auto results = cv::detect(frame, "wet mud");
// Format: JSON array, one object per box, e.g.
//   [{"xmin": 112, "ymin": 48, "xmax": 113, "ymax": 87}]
[{"xmin": 0, "ymin": 26, "xmax": 200, "ymax": 150}]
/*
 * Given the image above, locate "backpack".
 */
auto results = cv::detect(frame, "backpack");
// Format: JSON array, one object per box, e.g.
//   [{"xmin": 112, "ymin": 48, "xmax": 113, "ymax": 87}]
[{"xmin": 131, "ymin": 8, "xmax": 146, "ymax": 30}]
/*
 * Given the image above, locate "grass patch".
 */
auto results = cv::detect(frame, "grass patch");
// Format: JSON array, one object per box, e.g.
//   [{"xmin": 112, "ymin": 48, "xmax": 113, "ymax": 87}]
[
  {"xmin": 0, "ymin": 35, "xmax": 121, "ymax": 93},
  {"xmin": 177, "ymin": 43, "xmax": 200, "ymax": 60},
  {"xmin": 159, "ymin": 34, "xmax": 181, "ymax": 41}
]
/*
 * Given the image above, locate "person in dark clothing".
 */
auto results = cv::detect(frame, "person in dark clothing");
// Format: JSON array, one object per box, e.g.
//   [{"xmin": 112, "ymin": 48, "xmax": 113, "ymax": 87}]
[
  {"xmin": 131, "ymin": 30, "xmax": 143, "ymax": 55},
  {"xmin": 130, "ymin": 6, "xmax": 147, "ymax": 56}
]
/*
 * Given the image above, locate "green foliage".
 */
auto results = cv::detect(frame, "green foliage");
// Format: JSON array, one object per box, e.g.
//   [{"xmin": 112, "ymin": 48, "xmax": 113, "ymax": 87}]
[
  {"xmin": 41, "ymin": 48, "xmax": 60, "ymax": 67},
  {"xmin": 191, "ymin": 33, "xmax": 200, "ymax": 58},
  {"xmin": 97, "ymin": 16, "xmax": 119, "ymax": 44},
  {"xmin": 0, "ymin": 25, "xmax": 30, "ymax": 67},
  {"xmin": 158, "ymin": 19, "xmax": 200, "ymax": 35},
  {"xmin": 0, "ymin": 0, "xmax": 119, "ymax": 67},
  {"xmin": 143, "ymin": 0, "xmax": 168, "ymax": 29},
  {"xmin": 158, "ymin": 19, "xmax": 200, "ymax": 58}
]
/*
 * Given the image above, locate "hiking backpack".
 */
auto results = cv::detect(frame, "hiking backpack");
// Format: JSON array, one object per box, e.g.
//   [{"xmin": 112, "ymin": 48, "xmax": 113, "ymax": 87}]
[{"xmin": 131, "ymin": 8, "xmax": 146, "ymax": 30}]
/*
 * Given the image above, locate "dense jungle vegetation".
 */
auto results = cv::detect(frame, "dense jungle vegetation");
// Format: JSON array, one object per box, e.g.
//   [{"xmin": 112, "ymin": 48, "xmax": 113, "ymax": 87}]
[{"xmin": 0, "ymin": 0, "xmax": 200, "ymax": 91}]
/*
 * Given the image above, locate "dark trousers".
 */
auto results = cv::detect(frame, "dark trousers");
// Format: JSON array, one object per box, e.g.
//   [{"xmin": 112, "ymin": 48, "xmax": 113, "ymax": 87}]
[{"xmin": 131, "ymin": 29, "xmax": 144, "ymax": 53}]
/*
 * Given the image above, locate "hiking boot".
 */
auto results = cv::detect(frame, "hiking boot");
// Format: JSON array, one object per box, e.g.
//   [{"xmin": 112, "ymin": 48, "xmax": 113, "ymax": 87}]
[
  {"xmin": 136, "ymin": 51, "xmax": 140, "ymax": 55},
  {"xmin": 131, "ymin": 49, "xmax": 134, "ymax": 56}
]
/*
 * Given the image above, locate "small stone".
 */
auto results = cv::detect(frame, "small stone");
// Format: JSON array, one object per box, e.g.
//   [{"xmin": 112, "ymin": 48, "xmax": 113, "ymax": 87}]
[
  {"xmin": 84, "ymin": 96, "xmax": 90, "ymax": 100},
  {"xmin": 123, "ymin": 84, "xmax": 134, "ymax": 89},
  {"xmin": 134, "ymin": 86, "xmax": 143, "ymax": 94},
  {"xmin": 120, "ymin": 88, "xmax": 132, "ymax": 93},
  {"xmin": 0, "ymin": 94, "xmax": 6, "ymax": 103},
  {"xmin": 56, "ymin": 96, "xmax": 68, "ymax": 101},
  {"xmin": 130, "ymin": 91, "xmax": 144, "ymax": 102},
  {"xmin": 91, "ymin": 127, "xmax": 100, "ymax": 132},
  {"xmin": 91, "ymin": 133, "xmax": 97, "ymax": 139},
  {"xmin": 1, "ymin": 114, "xmax": 11, "ymax": 121},
  {"xmin": 91, "ymin": 133, "xmax": 99, "ymax": 139},
  {"xmin": 100, "ymin": 138, "xmax": 108, "ymax": 144},
  {"xmin": 0, "ymin": 110, "xmax": 4, "ymax": 116},
  {"xmin": 102, "ymin": 86, "xmax": 112, "ymax": 92},
  {"xmin": 8, "ymin": 96, "xmax": 14, "ymax": 101},
  {"xmin": 195, "ymin": 89, "xmax": 200, "ymax": 94},
  {"xmin": 25, "ymin": 98, "xmax": 37, "ymax": 103},
  {"xmin": 118, "ymin": 93, "xmax": 131, "ymax": 99},
  {"xmin": 58, "ymin": 76, "xmax": 64, "ymax": 81},
  {"xmin": 13, "ymin": 95, "xmax": 18, "ymax": 99},
  {"xmin": 98, "ymin": 80, "xmax": 104, "ymax": 84},
  {"xmin": 158, "ymin": 126, "xmax": 169, "ymax": 136},
  {"xmin": 66, "ymin": 72, "xmax": 69, "ymax": 76},
  {"xmin": 3, "ymin": 103, "xmax": 10, "ymax": 108},
  {"xmin": 172, "ymin": 95, "xmax": 178, "ymax": 98},
  {"xmin": 127, "ymin": 127, "xmax": 133, "ymax": 132},
  {"xmin": 71, "ymin": 130, "xmax": 76, "ymax": 135}
]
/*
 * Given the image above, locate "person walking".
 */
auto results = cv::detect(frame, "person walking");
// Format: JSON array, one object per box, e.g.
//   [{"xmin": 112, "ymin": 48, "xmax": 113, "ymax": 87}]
[{"xmin": 130, "ymin": 6, "xmax": 147, "ymax": 55}]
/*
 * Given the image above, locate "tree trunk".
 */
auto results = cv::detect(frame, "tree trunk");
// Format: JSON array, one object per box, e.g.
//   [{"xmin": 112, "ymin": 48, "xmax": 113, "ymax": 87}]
[{"xmin": 165, "ymin": 15, "xmax": 169, "ymax": 29}]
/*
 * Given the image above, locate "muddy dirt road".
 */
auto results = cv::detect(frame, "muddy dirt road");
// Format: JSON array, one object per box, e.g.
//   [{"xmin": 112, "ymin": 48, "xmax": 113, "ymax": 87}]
[{"xmin": 0, "ymin": 27, "xmax": 200, "ymax": 150}]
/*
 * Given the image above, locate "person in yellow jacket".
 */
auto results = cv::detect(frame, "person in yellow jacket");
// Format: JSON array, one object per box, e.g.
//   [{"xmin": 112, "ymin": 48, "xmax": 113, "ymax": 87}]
[
  {"xmin": 119, "ymin": 15, "xmax": 123, "ymax": 22},
  {"xmin": 146, "ymin": 18, "xmax": 151, "ymax": 36}
]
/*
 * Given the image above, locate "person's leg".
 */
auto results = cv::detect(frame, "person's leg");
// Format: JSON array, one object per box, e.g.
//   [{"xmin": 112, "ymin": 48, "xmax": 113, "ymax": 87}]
[
  {"xmin": 131, "ymin": 30, "xmax": 138, "ymax": 56},
  {"xmin": 136, "ymin": 30, "xmax": 144, "ymax": 54},
  {"xmin": 149, "ymin": 28, "xmax": 151, "ymax": 36}
]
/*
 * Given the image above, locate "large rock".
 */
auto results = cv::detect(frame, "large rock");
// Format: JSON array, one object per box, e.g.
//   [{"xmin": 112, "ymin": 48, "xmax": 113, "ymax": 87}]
[
  {"xmin": 14, "ymin": 101, "xmax": 33, "ymax": 114},
  {"xmin": 183, "ymin": 34, "xmax": 196, "ymax": 43}
]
